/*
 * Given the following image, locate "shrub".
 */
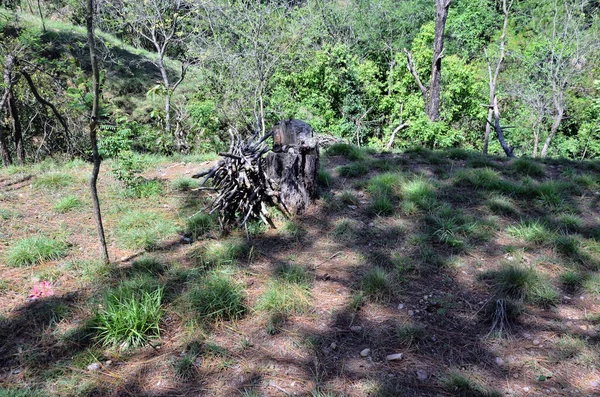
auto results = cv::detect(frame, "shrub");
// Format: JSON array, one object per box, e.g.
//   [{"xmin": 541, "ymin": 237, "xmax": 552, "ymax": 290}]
[{"xmin": 6, "ymin": 236, "xmax": 68, "ymax": 267}]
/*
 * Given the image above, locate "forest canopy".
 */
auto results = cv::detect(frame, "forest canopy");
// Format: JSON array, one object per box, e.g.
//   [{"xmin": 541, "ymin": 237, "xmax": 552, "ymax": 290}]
[{"xmin": 0, "ymin": 0, "xmax": 599, "ymax": 163}]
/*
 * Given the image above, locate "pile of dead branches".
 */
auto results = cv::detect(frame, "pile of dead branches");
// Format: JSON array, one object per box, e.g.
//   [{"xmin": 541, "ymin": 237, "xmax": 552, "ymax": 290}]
[{"xmin": 192, "ymin": 130, "xmax": 288, "ymax": 230}]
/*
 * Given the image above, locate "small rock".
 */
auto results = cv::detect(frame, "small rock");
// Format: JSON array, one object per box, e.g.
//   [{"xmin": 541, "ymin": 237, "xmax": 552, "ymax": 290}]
[
  {"xmin": 386, "ymin": 353, "xmax": 403, "ymax": 361},
  {"xmin": 348, "ymin": 205, "xmax": 357, "ymax": 209},
  {"xmin": 532, "ymin": 339, "xmax": 541, "ymax": 346},
  {"xmin": 120, "ymin": 256, "xmax": 128, "ymax": 262},
  {"xmin": 360, "ymin": 348, "xmax": 371, "ymax": 357},
  {"xmin": 330, "ymin": 342, "xmax": 337, "ymax": 350},
  {"xmin": 397, "ymin": 303, "xmax": 405, "ymax": 310},
  {"xmin": 368, "ymin": 222, "xmax": 374, "ymax": 227},
  {"xmin": 350, "ymin": 326, "xmax": 363, "ymax": 332},
  {"xmin": 408, "ymin": 310, "xmax": 415, "ymax": 316},
  {"xmin": 564, "ymin": 295, "xmax": 572, "ymax": 300},
  {"xmin": 163, "ymin": 204, "xmax": 169, "ymax": 208},
  {"xmin": 104, "ymin": 360, "xmax": 112, "ymax": 367},
  {"xmin": 423, "ymin": 295, "xmax": 428, "ymax": 300},
  {"xmin": 495, "ymin": 357, "xmax": 504, "ymax": 365},
  {"xmin": 590, "ymin": 381, "xmax": 599, "ymax": 388},
  {"xmin": 87, "ymin": 362, "xmax": 101, "ymax": 371},
  {"xmin": 523, "ymin": 387, "xmax": 530, "ymax": 392},
  {"xmin": 580, "ymin": 296, "xmax": 585, "ymax": 300},
  {"xmin": 513, "ymin": 373, "xmax": 519, "ymax": 379},
  {"xmin": 431, "ymin": 336, "xmax": 437, "ymax": 342},
  {"xmin": 524, "ymin": 333, "xmax": 532, "ymax": 339},
  {"xmin": 416, "ymin": 369, "xmax": 428, "ymax": 381}
]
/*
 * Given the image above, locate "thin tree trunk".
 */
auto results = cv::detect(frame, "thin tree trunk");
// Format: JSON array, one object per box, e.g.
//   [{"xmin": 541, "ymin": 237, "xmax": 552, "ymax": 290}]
[
  {"xmin": 488, "ymin": 95, "xmax": 514, "ymax": 157},
  {"xmin": 37, "ymin": 0, "xmax": 46, "ymax": 32},
  {"xmin": 3, "ymin": 54, "xmax": 24, "ymax": 164},
  {"xmin": 533, "ymin": 123, "xmax": 540, "ymax": 157},
  {"xmin": 540, "ymin": 107, "xmax": 563, "ymax": 158},
  {"xmin": 156, "ymin": 56, "xmax": 172, "ymax": 136},
  {"xmin": 86, "ymin": 0, "xmax": 109, "ymax": 264},
  {"xmin": 428, "ymin": 0, "xmax": 452, "ymax": 122},
  {"xmin": 483, "ymin": 107, "xmax": 493, "ymax": 154},
  {"xmin": 0, "ymin": 91, "xmax": 13, "ymax": 166}
]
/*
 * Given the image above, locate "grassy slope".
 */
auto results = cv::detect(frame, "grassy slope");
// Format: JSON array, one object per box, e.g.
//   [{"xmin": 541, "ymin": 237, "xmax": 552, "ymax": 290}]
[{"xmin": 1, "ymin": 148, "xmax": 600, "ymax": 396}]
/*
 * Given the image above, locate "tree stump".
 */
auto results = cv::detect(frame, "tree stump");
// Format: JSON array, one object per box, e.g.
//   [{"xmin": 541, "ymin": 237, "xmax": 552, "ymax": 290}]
[{"xmin": 265, "ymin": 119, "xmax": 319, "ymax": 214}]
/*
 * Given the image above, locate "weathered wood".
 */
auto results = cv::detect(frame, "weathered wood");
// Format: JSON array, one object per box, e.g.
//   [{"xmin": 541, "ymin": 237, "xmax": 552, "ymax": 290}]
[{"xmin": 266, "ymin": 119, "xmax": 319, "ymax": 214}]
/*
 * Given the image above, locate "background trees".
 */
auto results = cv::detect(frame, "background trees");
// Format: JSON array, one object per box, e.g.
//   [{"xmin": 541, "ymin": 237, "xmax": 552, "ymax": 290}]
[{"xmin": 0, "ymin": 0, "xmax": 598, "ymax": 161}]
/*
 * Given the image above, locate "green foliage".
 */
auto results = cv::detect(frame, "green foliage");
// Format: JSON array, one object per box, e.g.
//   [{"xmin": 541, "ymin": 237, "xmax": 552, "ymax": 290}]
[
  {"xmin": 361, "ymin": 266, "xmax": 394, "ymax": 302},
  {"xmin": 186, "ymin": 213, "xmax": 216, "ymax": 240},
  {"xmin": 32, "ymin": 172, "xmax": 73, "ymax": 189},
  {"xmin": 511, "ymin": 158, "xmax": 545, "ymax": 178},
  {"xmin": 0, "ymin": 388, "xmax": 42, "ymax": 397},
  {"xmin": 116, "ymin": 211, "xmax": 177, "ymax": 250},
  {"xmin": 507, "ymin": 220, "xmax": 553, "ymax": 244},
  {"xmin": 257, "ymin": 280, "xmax": 311, "ymax": 315},
  {"xmin": 198, "ymin": 240, "xmax": 249, "ymax": 267},
  {"xmin": 6, "ymin": 236, "xmax": 68, "ymax": 267},
  {"xmin": 326, "ymin": 144, "xmax": 366, "ymax": 161},
  {"xmin": 483, "ymin": 265, "xmax": 559, "ymax": 308},
  {"xmin": 318, "ymin": 168, "xmax": 333, "ymax": 188},
  {"xmin": 274, "ymin": 263, "xmax": 313, "ymax": 286},
  {"xmin": 337, "ymin": 161, "xmax": 369, "ymax": 177},
  {"xmin": 442, "ymin": 371, "xmax": 502, "ymax": 397},
  {"xmin": 95, "ymin": 283, "xmax": 164, "ymax": 349},
  {"xmin": 172, "ymin": 177, "xmax": 199, "ymax": 191}
]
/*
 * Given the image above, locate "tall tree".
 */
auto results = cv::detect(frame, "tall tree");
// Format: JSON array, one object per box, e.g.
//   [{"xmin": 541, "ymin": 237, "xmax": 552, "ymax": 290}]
[
  {"xmin": 404, "ymin": 0, "xmax": 452, "ymax": 122},
  {"xmin": 86, "ymin": 0, "xmax": 109, "ymax": 264}
]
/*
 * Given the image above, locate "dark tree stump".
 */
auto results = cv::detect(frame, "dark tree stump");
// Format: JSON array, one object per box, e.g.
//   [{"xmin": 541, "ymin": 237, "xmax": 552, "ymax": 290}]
[{"xmin": 265, "ymin": 120, "xmax": 319, "ymax": 214}]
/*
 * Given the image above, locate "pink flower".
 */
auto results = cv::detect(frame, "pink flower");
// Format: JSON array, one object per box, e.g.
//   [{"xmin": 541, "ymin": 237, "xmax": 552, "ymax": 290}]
[{"xmin": 28, "ymin": 281, "xmax": 54, "ymax": 300}]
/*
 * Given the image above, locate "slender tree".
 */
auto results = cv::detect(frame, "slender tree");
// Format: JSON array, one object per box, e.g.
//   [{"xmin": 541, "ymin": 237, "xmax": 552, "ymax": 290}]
[
  {"xmin": 3, "ymin": 54, "xmax": 25, "ymax": 164},
  {"xmin": 86, "ymin": 0, "xmax": 109, "ymax": 264},
  {"xmin": 404, "ymin": 0, "xmax": 452, "ymax": 122}
]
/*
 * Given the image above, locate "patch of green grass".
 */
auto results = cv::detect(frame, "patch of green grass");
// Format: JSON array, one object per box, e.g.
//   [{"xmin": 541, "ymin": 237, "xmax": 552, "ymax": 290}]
[
  {"xmin": 506, "ymin": 220, "xmax": 552, "ymax": 244},
  {"xmin": 554, "ymin": 235, "xmax": 581, "ymax": 256},
  {"xmin": 330, "ymin": 219, "xmax": 357, "ymax": 242},
  {"xmin": 278, "ymin": 220, "xmax": 305, "ymax": 240},
  {"xmin": 558, "ymin": 214, "xmax": 583, "ymax": 231},
  {"xmin": 370, "ymin": 194, "xmax": 394, "ymax": 216},
  {"xmin": 125, "ymin": 179, "xmax": 164, "ymax": 198},
  {"xmin": 6, "ymin": 236, "xmax": 69, "ymax": 267},
  {"xmin": 442, "ymin": 371, "xmax": 501, "ymax": 397},
  {"xmin": 550, "ymin": 335, "xmax": 585, "ymax": 362},
  {"xmin": 536, "ymin": 181, "xmax": 572, "ymax": 210},
  {"xmin": 429, "ymin": 211, "xmax": 465, "ymax": 249},
  {"xmin": 0, "ymin": 208, "xmax": 20, "ymax": 220},
  {"xmin": 483, "ymin": 265, "xmax": 559, "ymax": 308},
  {"xmin": 326, "ymin": 143, "xmax": 366, "ymax": 161},
  {"xmin": 116, "ymin": 210, "xmax": 177, "ymax": 250},
  {"xmin": 186, "ymin": 270, "xmax": 246, "ymax": 322},
  {"xmin": 186, "ymin": 212, "xmax": 216, "ymax": 240},
  {"xmin": 172, "ymin": 353, "xmax": 198, "ymax": 381},
  {"xmin": 0, "ymin": 387, "xmax": 42, "ymax": 397},
  {"xmin": 574, "ymin": 174, "xmax": 598, "ymax": 190},
  {"xmin": 337, "ymin": 161, "xmax": 369, "ymax": 178},
  {"xmin": 53, "ymin": 195, "xmax": 83, "ymax": 213},
  {"xmin": 396, "ymin": 324, "xmax": 427, "ymax": 346},
  {"xmin": 199, "ymin": 240, "xmax": 249, "ymax": 267},
  {"xmin": 512, "ymin": 158, "xmax": 545, "ymax": 178},
  {"xmin": 256, "ymin": 280, "xmax": 311, "ymax": 315},
  {"xmin": 274, "ymin": 263, "xmax": 312, "ymax": 286},
  {"xmin": 583, "ymin": 273, "xmax": 600, "ymax": 295},
  {"xmin": 171, "ymin": 177, "xmax": 199, "ymax": 191},
  {"xmin": 466, "ymin": 157, "xmax": 497, "ymax": 169},
  {"xmin": 401, "ymin": 177, "xmax": 436, "ymax": 208},
  {"xmin": 367, "ymin": 172, "xmax": 402, "ymax": 197},
  {"xmin": 446, "ymin": 148, "xmax": 473, "ymax": 160},
  {"xmin": 371, "ymin": 158, "xmax": 394, "ymax": 171},
  {"xmin": 560, "ymin": 270, "xmax": 585, "ymax": 291},
  {"xmin": 486, "ymin": 194, "xmax": 517, "ymax": 215},
  {"xmin": 361, "ymin": 266, "xmax": 394, "ymax": 302},
  {"xmin": 32, "ymin": 172, "xmax": 73, "ymax": 189},
  {"xmin": 95, "ymin": 283, "xmax": 164, "ymax": 349},
  {"xmin": 318, "ymin": 168, "xmax": 333, "ymax": 188},
  {"xmin": 246, "ymin": 220, "xmax": 268, "ymax": 237},
  {"xmin": 130, "ymin": 256, "xmax": 166, "ymax": 276},
  {"xmin": 339, "ymin": 190, "xmax": 359, "ymax": 205}
]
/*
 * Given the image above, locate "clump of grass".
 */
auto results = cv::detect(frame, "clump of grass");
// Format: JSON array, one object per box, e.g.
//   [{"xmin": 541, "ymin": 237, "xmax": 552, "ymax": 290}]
[
  {"xmin": 6, "ymin": 236, "xmax": 69, "ymax": 267},
  {"xmin": 361, "ymin": 266, "xmax": 394, "ymax": 302},
  {"xmin": 130, "ymin": 256, "xmax": 166, "ymax": 276},
  {"xmin": 33, "ymin": 172, "xmax": 73, "ymax": 188},
  {"xmin": 53, "ymin": 195, "xmax": 82, "ymax": 213},
  {"xmin": 486, "ymin": 194, "xmax": 516, "ymax": 215},
  {"xmin": 187, "ymin": 270, "xmax": 246, "ymax": 322},
  {"xmin": 116, "ymin": 211, "xmax": 177, "ymax": 250},
  {"xmin": 554, "ymin": 235, "xmax": 580, "ymax": 256},
  {"xmin": 326, "ymin": 143, "xmax": 366, "ymax": 161},
  {"xmin": 481, "ymin": 298, "xmax": 523, "ymax": 337},
  {"xmin": 274, "ymin": 263, "xmax": 312, "ymax": 286},
  {"xmin": 186, "ymin": 212, "xmax": 216, "ymax": 239},
  {"xmin": 266, "ymin": 312, "xmax": 286, "ymax": 335},
  {"xmin": 454, "ymin": 168, "xmax": 501, "ymax": 190},
  {"xmin": 171, "ymin": 177, "xmax": 199, "ymax": 191},
  {"xmin": 512, "ymin": 158, "xmax": 545, "ymax": 177},
  {"xmin": 339, "ymin": 190, "xmax": 359, "ymax": 205},
  {"xmin": 199, "ymin": 240, "xmax": 249, "ymax": 267},
  {"xmin": 558, "ymin": 213, "xmax": 583, "ymax": 231},
  {"xmin": 506, "ymin": 220, "xmax": 552, "ymax": 244},
  {"xmin": 430, "ymin": 212, "xmax": 465, "ymax": 249},
  {"xmin": 367, "ymin": 172, "xmax": 401, "ymax": 197},
  {"xmin": 446, "ymin": 148, "xmax": 472, "ymax": 160},
  {"xmin": 536, "ymin": 181, "xmax": 570, "ymax": 210},
  {"xmin": 466, "ymin": 157, "xmax": 497, "ymax": 169},
  {"xmin": 483, "ymin": 265, "xmax": 559, "ymax": 308},
  {"xmin": 318, "ymin": 168, "xmax": 333, "ymax": 188},
  {"xmin": 337, "ymin": 162, "xmax": 369, "ymax": 178},
  {"xmin": 330, "ymin": 218, "xmax": 357, "ymax": 242},
  {"xmin": 442, "ymin": 371, "xmax": 501, "ymax": 397},
  {"xmin": 246, "ymin": 220, "xmax": 267, "ymax": 237},
  {"xmin": 550, "ymin": 335, "xmax": 585, "ymax": 362},
  {"xmin": 560, "ymin": 270, "xmax": 585, "ymax": 291},
  {"xmin": 172, "ymin": 354, "xmax": 198, "ymax": 381},
  {"xmin": 0, "ymin": 387, "xmax": 43, "ymax": 397},
  {"xmin": 0, "ymin": 208, "xmax": 20, "ymax": 220},
  {"xmin": 125, "ymin": 179, "xmax": 164, "ymax": 198},
  {"xmin": 279, "ymin": 220, "xmax": 305, "ymax": 239},
  {"xmin": 402, "ymin": 177, "xmax": 436, "ymax": 208},
  {"xmin": 396, "ymin": 324, "xmax": 427, "ymax": 346},
  {"xmin": 583, "ymin": 273, "xmax": 600, "ymax": 295},
  {"xmin": 256, "ymin": 280, "xmax": 311, "ymax": 315},
  {"xmin": 95, "ymin": 283, "xmax": 164, "ymax": 349},
  {"xmin": 370, "ymin": 195, "xmax": 394, "ymax": 216}
]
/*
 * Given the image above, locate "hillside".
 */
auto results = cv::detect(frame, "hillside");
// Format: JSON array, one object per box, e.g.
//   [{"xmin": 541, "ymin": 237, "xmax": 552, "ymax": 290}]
[{"xmin": 1, "ymin": 147, "xmax": 600, "ymax": 396}]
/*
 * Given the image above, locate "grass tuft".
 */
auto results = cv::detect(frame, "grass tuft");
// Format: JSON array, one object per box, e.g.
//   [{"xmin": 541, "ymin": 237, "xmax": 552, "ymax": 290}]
[
  {"xmin": 326, "ymin": 143, "xmax": 366, "ymax": 161},
  {"xmin": 318, "ymin": 168, "xmax": 333, "ymax": 187},
  {"xmin": 198, "ymin": 240, "xmax": 249, "ymax": 267},
  {"xmin": 402, "ymin": 177, "xmax": 436, "ymax": 208},
  {"xmin": 53, "ymin": 195, "xmax": 83, "ymax": 213},
  {"xmin": 442, "ymin": 371, "xmax": 501, "ymax": 397},
  {"xmin": 6, "ymin": 236, "xmax": 68, "ymax": 267},
  {"xmin": 256, "ymin": 280, "xmax": 311, "ymax": 315},
  {"xmin": 361, "ymin": 266, "xmax": 394, "ymax": 302},
  {"xmin": 512, "ymin": 158, "xmax": 545, "ymax": 177},
  {"xmin": 396, "ymin": 324, "xmax": 427, "ymax": 346},
  {"xmin": 274, "ymin": 263, "xmax": 312, "ymax": 286},
  {"xmin": 483, "ymin": 265, "xmax": 559, "ymax": 308},
  {"xmin": 186, "ymin": 212, "xmax": 216, "ymax": 240},
  {"xmin": 116, "ymin": 210, "xmax": 177, "ymax": 250},
  {"xmin": 95, "ymin": 283, "xmax": 164, "ymax": 349},
  {"xmin": 32, "ymin": 172, "xmax": 73, "ymax": 188},
  {"xmin": 337, "ymin": 162, "xmax": 369, "ymax": 178},
  {"xmin": 187, "ymin": 270, "xmax": 246, "ymax": 322},
  {"xmin": 507, "ymin": 220, "xmax": 552, "ymax": 244},
  {"xmin": 171, "ymin": 177, "xmax": 199, "ymax": 191}
]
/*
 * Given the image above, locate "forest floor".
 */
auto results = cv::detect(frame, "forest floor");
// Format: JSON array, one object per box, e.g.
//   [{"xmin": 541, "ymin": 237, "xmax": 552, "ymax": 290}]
[{"xmin": 1, "ymin": 147, "xmax": 600, "ymax": 397}]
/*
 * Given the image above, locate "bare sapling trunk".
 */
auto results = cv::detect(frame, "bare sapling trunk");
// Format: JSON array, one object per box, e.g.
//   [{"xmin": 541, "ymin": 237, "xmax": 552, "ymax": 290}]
[
  {"xmin": 0, "ymin": 91, "xmax": 13, "ymax": 166},
  {"xmin": 540, "ymin": 103, "xmax": 563, "ymax": 158},
  {"xmin": 483, "ymin": 0, "xmax": 512, "ymax": 155},
  {"xmin": 87, "ymin": 0, "xmax": 109, "ymax": 264},
  {"xmin": 3, "ymin": 54, "xmax": 24, "ymax": 164}
]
